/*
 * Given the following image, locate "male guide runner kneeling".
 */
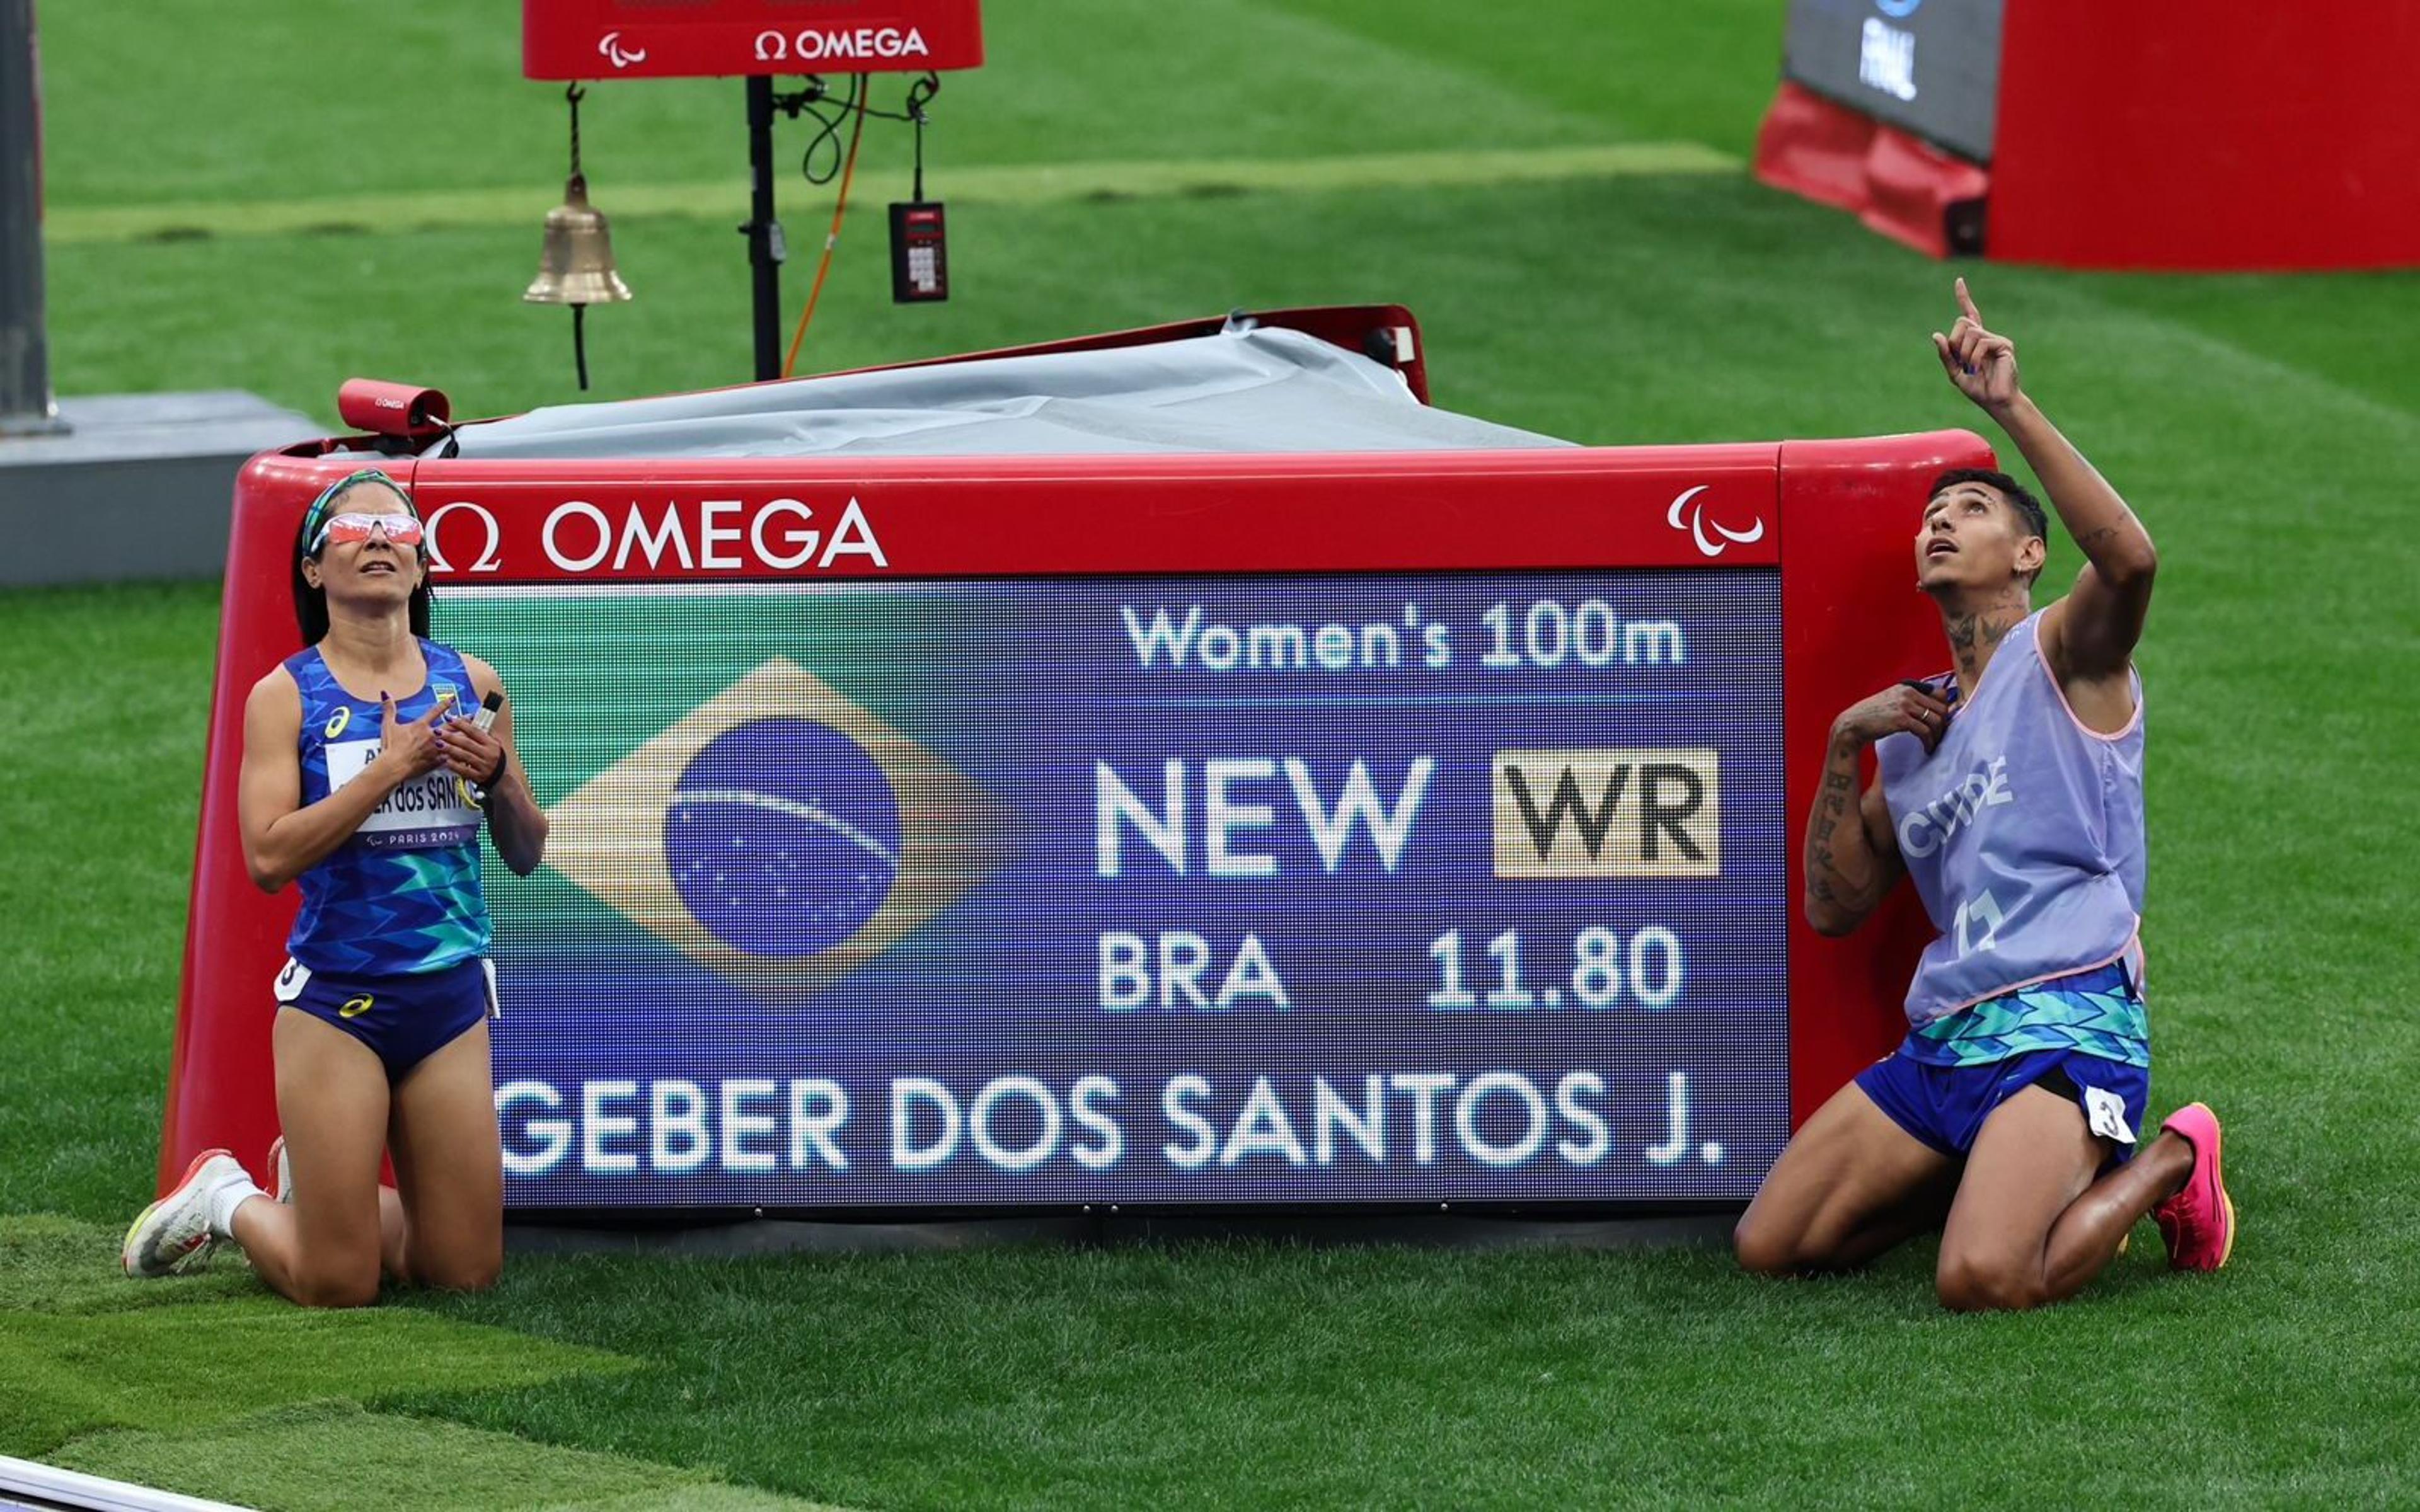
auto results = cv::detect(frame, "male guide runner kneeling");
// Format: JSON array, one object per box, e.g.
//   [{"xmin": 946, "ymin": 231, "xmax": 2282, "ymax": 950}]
[{"xmin": 1734, "ymin": 281, "xmax": 2235, "ymax": 1310}]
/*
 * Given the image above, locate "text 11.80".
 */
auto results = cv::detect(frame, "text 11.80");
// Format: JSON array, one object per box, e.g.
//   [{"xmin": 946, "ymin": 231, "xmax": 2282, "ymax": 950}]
[{"xmin": 1427, "ymin": 927, "xmax": 1683, "ymax": 1011}]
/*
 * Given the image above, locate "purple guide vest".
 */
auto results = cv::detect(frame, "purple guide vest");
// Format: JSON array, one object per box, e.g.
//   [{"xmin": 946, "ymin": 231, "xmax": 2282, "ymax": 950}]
[{"xmin": 1876, "ymin": 609, "xmax": 2146, "ymax": 1026}]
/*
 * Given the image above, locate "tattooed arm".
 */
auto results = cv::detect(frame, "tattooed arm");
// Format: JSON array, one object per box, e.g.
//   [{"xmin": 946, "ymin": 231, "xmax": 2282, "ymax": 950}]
[
  {"xmin": 1804, "ymin": 684, "xmax": 1944, "ymax": 936},
  {"xmin": 1933, "ymin": 278, "xmax": 2155, "ymax": 716}
]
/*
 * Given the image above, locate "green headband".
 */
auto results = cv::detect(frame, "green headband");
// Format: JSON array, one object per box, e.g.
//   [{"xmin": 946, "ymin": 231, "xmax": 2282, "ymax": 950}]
[{"xmin": 300, "ymin": 470, "xmax": 419, "ymax": 559}]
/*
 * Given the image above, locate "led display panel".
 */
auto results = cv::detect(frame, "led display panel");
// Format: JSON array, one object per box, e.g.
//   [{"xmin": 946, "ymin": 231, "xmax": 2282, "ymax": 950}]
[
  {"xmin": 1782, "ymin": 0, "xmax": 2006, "ymax": 162},
  {"xmin": 437, "ymin": 569, "xmax": 1788, "ymax": 1206}
]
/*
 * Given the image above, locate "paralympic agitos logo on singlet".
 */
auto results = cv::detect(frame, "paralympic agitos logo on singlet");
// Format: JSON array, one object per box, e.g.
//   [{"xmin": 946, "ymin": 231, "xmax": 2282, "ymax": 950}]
[{"xmin": 541, "ymin": 657, "xmax": 1006, "ymax": 999}]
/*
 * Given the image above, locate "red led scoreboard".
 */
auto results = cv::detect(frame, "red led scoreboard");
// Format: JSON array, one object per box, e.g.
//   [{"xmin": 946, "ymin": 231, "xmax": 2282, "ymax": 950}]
[{"xmin": 162, "ymin": 311, "xmax": 1981, "ymax": 1215}]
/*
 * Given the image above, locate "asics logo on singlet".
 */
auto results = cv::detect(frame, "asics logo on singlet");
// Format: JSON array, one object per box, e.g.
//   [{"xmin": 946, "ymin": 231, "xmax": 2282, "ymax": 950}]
[
  {"xmin": 323, "ymin": 706, "xmax": 352, "ymax": 739},
  {"xmin": 1896, "ymin": 755, "xmax": 2014, "ymax": 858}
]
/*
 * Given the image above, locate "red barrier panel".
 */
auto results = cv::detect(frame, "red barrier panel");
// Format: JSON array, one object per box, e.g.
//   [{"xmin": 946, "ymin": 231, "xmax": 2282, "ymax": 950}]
[
  {"xmin": 1757, "ymin": 3, "xmax": 2420, "ymax": 270},
  {"xmin": 1990, "ymin": 1, "xmax": 2420, "ymax": 270},
  {"xmin": 1755, "ymin": 83, "xmax": 1987, "ymax": 261}
]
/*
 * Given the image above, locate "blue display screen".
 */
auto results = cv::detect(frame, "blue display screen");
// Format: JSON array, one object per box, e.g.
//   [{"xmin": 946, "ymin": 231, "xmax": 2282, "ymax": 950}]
[{"xmin": 436, "ymin": 569, "xmax": 1789, "ymax": 1207}]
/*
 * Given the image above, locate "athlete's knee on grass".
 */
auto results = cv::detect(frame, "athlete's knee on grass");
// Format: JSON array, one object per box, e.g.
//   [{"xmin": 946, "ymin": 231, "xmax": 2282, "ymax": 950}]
[
  {"xmin": 413, "ymin": 1246, "xmax": 502, "ymax": 1293},
  {"xmin": 1733, "ymin": 1213, "xmax": 1799, "ymax": 1276},
  {"xmin": 1935, "ymin": 1251, "xmax": 2048, "ymax": 1313},
  {"xmin": 1732, "ymin": 1210, "xmax": 1836, "ymax": 1277},
  {"xmin": 292, "ymin": 1260, "xmax": 381, "ymax": 1309},
  {"xmin": 418, "ymin": 1259, "xmax": 501, "ymax": 1293}
]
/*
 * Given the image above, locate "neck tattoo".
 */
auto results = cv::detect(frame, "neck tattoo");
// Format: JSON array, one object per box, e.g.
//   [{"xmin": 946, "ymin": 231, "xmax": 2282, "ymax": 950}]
[{"xmin": 1944, "ymin": 595, "xmax": 2027, "ymax": 690}]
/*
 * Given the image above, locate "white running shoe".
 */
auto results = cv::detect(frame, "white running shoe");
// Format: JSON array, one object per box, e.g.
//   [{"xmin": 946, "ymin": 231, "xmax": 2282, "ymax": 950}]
[
  {"xmin": 120, "ymin": 1148, "xmax": 245, "ymax": 1278},
  {"xmin": 266, "ymin": 1135, "xmax": 292, "ymax": 1205}
]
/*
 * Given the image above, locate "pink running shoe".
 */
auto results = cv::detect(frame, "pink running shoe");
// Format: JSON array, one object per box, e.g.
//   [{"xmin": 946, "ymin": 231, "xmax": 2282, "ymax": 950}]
[
  {"xmin": 121, "ymin": 1148, "xmax": 244, "ymax": 1278},
  {"xmin": 2152, "ymin": 1102, "xmax": 2236, "ymax": 1271}
]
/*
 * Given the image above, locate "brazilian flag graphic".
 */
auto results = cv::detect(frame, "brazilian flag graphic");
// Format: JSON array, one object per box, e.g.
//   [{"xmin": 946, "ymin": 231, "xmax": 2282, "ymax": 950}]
[
  {"xmin": 438, "ymin": 586, "xmax": 1019, "ymax": 1016},
  {"xmin": 542, "ymin": 654, "xmax": 1005, "ymax": 998}
]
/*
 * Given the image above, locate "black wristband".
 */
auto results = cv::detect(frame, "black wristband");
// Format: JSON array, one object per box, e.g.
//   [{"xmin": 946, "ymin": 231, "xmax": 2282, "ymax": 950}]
[{"xmin": 482, "ymin": 748, "xmax": 510, "ymax": 789}]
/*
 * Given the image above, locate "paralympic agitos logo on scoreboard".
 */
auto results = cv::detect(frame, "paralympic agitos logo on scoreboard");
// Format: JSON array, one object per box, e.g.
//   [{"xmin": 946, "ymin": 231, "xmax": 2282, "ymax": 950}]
[{"xmin": 542, "ymin": 658, "xmax": 1006, "ymax": 995}]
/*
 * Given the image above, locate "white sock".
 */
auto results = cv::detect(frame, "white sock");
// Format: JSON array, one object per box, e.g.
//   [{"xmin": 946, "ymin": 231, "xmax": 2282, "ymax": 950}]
[{"xmin": 209, "ymin": 1176, "xmax": 266, "ymax": 1239}]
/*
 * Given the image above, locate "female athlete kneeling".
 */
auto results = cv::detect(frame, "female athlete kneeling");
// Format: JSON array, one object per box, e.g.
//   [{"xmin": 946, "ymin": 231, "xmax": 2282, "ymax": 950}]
[{"xmin": 122, "ymin": 469, "xmax": 547, "ymax": 1305}]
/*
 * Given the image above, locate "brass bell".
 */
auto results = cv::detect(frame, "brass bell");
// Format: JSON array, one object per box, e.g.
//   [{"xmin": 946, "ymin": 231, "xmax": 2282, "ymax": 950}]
[
  {"xmin": 524, "ymin": 174, "xmax": 632, "ymax": 308},
  {"xmin": 526, "ymin": 168, "xmax": 630, "ymax": 390}
]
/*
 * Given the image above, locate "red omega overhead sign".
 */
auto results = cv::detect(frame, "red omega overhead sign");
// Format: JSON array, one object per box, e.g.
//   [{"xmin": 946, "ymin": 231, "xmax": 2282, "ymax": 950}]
[{"xmin": 523, "ymin": 0, "xmax": 985, "ymax": 79}]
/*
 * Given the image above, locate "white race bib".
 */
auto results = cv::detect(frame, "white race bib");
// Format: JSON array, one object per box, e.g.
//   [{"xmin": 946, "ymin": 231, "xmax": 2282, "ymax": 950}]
[
  {"xmin": 2083, "ymin": 1085, "xmax": 2137, "ymax": 1145},
  {"xmin": 326, "ymin": 738, "xmax": 483, "ymax": 850},
  {"xmin": 272, "ymin": 957, "xmax": 312, "ymax": 1004}
]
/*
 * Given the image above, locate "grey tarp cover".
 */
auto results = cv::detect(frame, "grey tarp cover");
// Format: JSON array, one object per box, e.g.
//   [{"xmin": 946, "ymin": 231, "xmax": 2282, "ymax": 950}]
[{"xmin": 444, "ymin": 326, "xmax": 1573, "ymax": 460}]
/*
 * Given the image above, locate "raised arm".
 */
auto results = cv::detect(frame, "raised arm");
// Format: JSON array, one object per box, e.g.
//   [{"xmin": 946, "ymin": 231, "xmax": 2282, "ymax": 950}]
[{"xmin": 1933, "ymin": 279, "xmax": 2157, "ymax": 704}]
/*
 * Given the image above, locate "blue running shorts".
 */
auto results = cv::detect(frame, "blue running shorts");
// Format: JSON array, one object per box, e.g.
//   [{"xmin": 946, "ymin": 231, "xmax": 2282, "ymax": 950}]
[
  {"xmin": 273, "ymin": 955, "xmax": 493, "ymax": 1080},
  {"xmin": 1855, "ymin": 1046, "xmax": 2150, "ymax": 1167}
]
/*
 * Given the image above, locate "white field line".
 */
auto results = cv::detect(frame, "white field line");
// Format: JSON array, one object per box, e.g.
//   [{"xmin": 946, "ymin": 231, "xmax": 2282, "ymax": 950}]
[
  {"xmin": 49, "ymin": 142, "xmax": 1739, "ymax": 246},
  {"xmin": 0, "ymin": 1453, "xmax": 251, "ymax": 1511}
]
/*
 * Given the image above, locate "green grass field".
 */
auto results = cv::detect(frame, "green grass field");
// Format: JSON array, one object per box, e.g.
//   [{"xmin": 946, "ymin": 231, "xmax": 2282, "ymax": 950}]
[{"xmin": 8, "ymin": 1, "xmax": 2420, "ymax": 1505}]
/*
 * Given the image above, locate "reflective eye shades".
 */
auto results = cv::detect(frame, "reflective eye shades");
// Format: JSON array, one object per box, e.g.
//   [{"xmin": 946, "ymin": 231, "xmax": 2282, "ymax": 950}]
[{"xmin": 313, "ymin": 512, "xmax": 424, "ymax": 552}]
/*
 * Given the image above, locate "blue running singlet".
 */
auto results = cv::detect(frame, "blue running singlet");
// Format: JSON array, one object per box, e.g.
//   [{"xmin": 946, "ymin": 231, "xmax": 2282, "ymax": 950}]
[{"xmin": 284, "ymin": 639, "xmax": 492, "ymax": 976}]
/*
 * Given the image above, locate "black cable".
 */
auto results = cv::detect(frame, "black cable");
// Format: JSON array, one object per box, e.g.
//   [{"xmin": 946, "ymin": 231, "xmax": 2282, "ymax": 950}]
[
  {"xmin": 908, "ymin": 71, "xmax": 937, "ymax": 201},
  {"xmin": 781, "ymin": 72, "xmax": 938, "ymax": 188},
  {"xmin": 791, "ymin": 75, "xmax": 860, "ymax": 186}
]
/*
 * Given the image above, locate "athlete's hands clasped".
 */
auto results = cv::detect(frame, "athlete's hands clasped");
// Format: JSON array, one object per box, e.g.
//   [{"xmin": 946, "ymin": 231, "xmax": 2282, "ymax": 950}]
[
  {"xmin": 434, "ymin": 711, "xmax": 507, "ymax": 788},
  {"xmin": 1932, "ymin": 277, "xmax": 2021, "ymax": 415},
  {"xmin": 1834, "ymin": 682, "xmax": 1952, "ymax": 754},
  {"xmin": 373, "ymin": 692, "xmax": 447, "ymax": 783},
  {"xmin": 370, "ymin": 692, "xmax": 500, "ymax": 789}
]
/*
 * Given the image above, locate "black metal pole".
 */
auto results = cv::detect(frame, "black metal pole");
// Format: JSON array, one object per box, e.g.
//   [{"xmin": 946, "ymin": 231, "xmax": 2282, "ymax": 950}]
[
  {"xmin": 0, "ymin": 0, "xmax": 65, "ymax": 435},
  {"xmin": 744, "ymin": 76, "xmax": 783, "ymax": 382}
]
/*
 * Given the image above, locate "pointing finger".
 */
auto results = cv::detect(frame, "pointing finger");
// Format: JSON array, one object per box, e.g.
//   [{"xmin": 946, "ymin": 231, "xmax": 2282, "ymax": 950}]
[{"xmin": 1955, "ymin": 276, "xmax": 1981, "ymax": 324}]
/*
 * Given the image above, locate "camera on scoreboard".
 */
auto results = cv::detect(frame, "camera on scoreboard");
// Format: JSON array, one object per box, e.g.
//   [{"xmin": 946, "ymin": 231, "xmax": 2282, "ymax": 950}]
[{"xmin": 337, "ymin": 379, "xmax": 453, "ymax": 442}]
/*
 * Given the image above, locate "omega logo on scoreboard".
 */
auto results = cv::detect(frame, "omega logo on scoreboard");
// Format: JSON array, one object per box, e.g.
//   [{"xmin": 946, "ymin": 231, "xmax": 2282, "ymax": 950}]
[{"xmin": 424, "ymin": 495, "xmax": 888, "ymax": 578}]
